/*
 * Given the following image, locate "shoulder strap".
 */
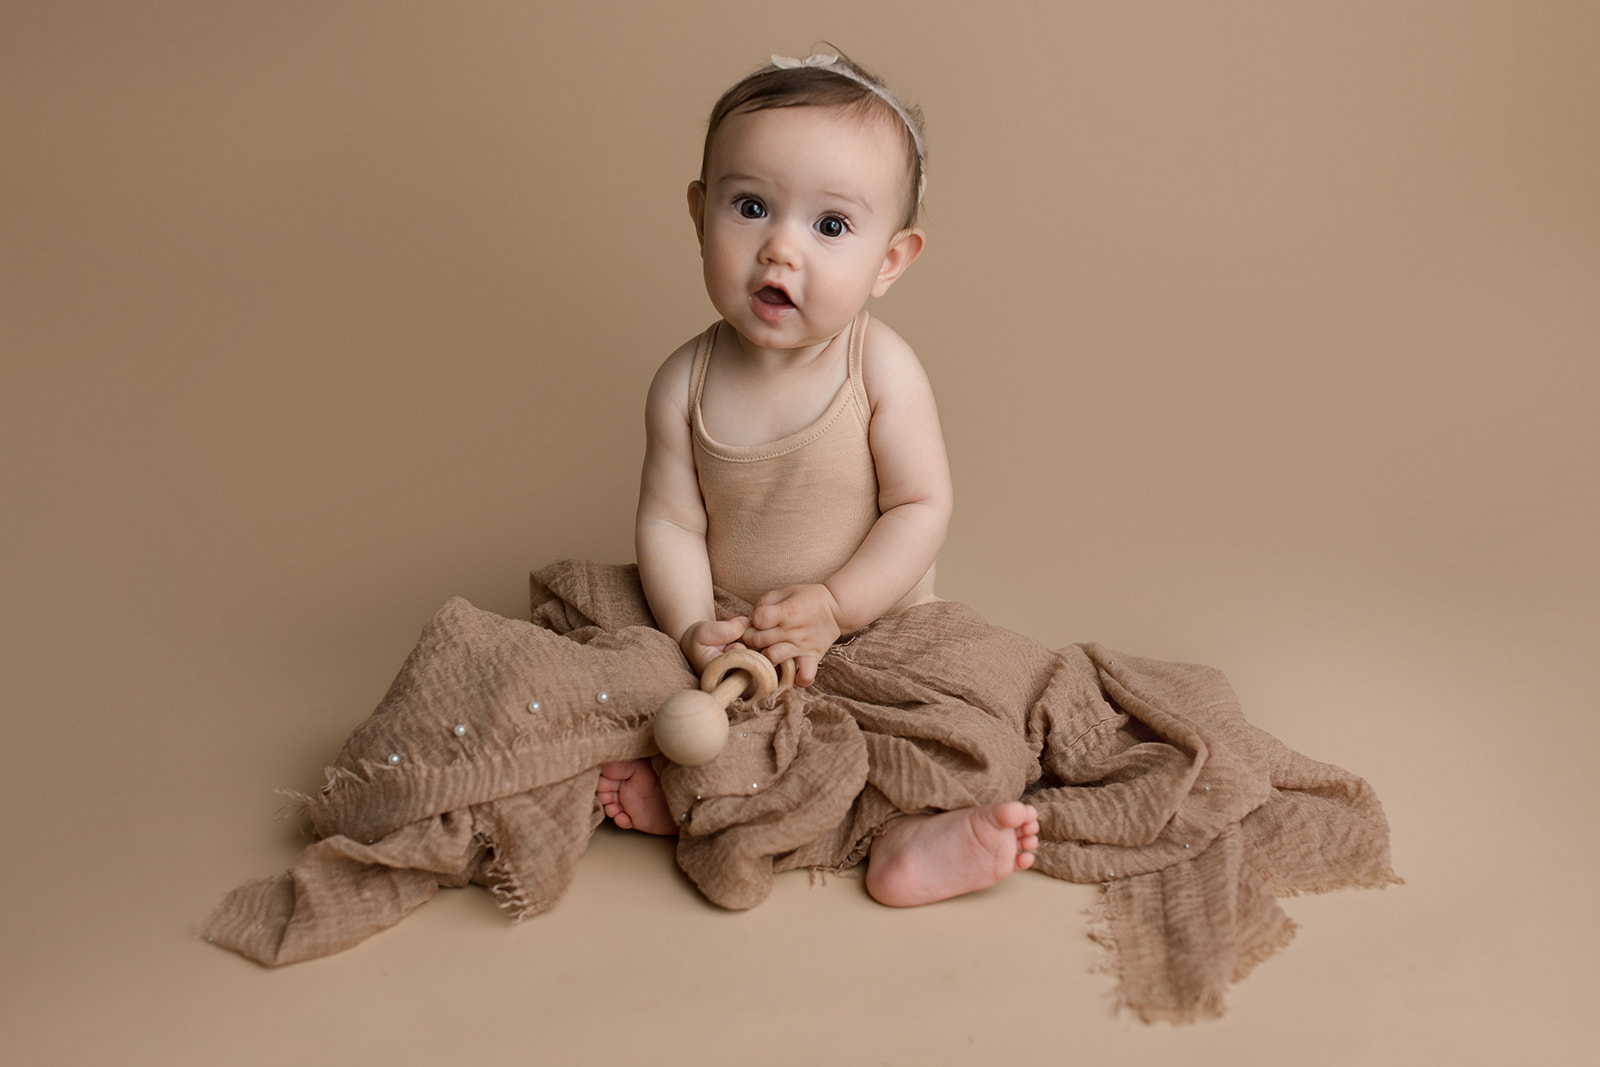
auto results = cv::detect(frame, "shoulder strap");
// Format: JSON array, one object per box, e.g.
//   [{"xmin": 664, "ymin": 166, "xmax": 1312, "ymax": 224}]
[
  {"xmin": 846, "ymin": 310, "xmax": 871, "ymax": 427},
  {"xmin": 687, "ymin": 320, "xmax": 720, "ymax": 412}
]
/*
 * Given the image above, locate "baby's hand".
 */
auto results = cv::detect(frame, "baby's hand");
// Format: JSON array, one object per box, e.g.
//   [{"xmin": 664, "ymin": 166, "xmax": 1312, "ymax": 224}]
[
  {"xmin": 742, "ymin": 584, "xmax": 843, "ymax": 687},
  {"xmin": 679, "ymin": 617, "xmax": 749, "ymax": 676}
]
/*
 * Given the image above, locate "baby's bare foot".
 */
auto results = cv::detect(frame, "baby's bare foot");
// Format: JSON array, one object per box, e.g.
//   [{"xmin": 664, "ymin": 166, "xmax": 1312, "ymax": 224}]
[
  {"xmin": 864, "ymin": 802, "xmax": 1040, "ymax": 907},
  {"xmin": 596, "ymin": 759, "xmax": 677, "ymax": 835}
]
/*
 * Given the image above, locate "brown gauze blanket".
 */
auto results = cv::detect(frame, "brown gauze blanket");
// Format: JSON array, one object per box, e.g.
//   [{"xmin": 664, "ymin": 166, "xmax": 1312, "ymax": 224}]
[{"xmin": 204, "ymin": 560, "xmax": 1398, "ymax": 1022}]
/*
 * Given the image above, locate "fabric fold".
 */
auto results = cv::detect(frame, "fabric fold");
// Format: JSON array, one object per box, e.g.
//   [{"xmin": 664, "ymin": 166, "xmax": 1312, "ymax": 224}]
[{"xmin": 204, "ymin": 560, "xmax": 1397, "ymax": 1023}]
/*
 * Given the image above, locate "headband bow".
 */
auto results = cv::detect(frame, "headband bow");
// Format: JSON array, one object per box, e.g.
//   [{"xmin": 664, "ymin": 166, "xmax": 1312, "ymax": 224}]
[{"xmin": 766, "ymin": 53, "xmax": 927, "ymax": 203}]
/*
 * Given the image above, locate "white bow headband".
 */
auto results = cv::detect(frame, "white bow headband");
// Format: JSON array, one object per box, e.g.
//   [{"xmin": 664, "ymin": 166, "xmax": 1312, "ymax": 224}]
[{"xmin": 769, "ymin": 53, "xmax": 927, "ymax": 203}]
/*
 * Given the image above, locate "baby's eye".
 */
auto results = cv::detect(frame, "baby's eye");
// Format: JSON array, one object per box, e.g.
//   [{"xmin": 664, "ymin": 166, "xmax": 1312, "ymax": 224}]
[
  {"xmin": 735, "ymin": 197, "xmax": 766, "ymax": 219},
  {"xmin": 816, "ymin": 215, "xmax": 847, "ymax": 238}
]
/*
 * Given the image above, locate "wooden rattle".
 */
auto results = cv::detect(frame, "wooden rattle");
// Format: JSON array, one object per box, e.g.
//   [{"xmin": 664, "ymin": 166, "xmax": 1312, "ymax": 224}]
[{"xmin": 653, "ymin": 648, "xmax": 797, "ymax": 766}]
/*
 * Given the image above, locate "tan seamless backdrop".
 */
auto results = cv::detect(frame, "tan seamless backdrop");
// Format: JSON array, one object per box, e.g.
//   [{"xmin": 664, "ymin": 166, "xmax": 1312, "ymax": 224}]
[{"xmin": 3, "ymin": 2, "xmax": 1596, "ymax": 1064}]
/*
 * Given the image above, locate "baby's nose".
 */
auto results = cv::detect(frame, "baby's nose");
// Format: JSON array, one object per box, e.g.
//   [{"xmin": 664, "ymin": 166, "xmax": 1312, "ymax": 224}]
[{"xmin": 758, "ymin": 223, "xmax": 802, "ymax": 268}]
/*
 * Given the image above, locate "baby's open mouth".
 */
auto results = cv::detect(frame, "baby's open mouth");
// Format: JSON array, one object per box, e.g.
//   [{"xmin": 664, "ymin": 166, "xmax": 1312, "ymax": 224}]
[{"xmin": 754, "ymin": 286, "xmax": 794, "ymax": 307}]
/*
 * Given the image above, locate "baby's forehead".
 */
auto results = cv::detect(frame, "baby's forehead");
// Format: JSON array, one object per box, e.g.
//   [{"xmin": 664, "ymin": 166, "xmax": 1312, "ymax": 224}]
[
  {"xmin": 711, "ymin": 103, "xmax": 909, "ymax": 162},
  {"xmin": 710, "ymin": 104, "xmax": 921, "ymax": 204}
]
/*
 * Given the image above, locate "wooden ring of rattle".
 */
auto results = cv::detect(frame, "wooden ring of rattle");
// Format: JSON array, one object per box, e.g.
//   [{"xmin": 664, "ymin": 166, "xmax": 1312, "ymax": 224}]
[{"xmin": 653, "ymin": 648, "xmax": 797, "ymax": 766}]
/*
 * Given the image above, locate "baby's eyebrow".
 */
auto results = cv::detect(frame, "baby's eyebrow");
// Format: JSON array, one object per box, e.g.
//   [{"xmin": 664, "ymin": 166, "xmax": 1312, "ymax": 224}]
[
  {"xmin": 711, "ymin": 171, "xmax": 767, "ymax": 188},
  {"xmin": 819, "ymin": 189, "xmax": 872, "ymax": 214}
]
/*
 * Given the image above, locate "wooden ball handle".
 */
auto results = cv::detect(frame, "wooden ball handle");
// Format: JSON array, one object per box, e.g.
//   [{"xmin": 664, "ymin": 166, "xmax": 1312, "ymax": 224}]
[{"xmin": 653, "ymin": 648, "xmax": 797, "ymax": 766}]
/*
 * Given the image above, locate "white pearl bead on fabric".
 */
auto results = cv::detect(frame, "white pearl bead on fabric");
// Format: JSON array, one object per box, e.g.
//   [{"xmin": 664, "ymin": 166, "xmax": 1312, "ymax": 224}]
[
  {"xmin": 387, "ymin": 753, "xmax": 401, "ymax": 765},
  {"xmin": 453, "ymin": 724, "xmax": 467, "ymax": 736}
]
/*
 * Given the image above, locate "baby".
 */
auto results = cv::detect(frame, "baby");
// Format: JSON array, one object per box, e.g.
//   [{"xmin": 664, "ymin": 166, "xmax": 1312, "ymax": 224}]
[{"xmin": 596, "ymin": 52, "xmax": 1039, "ymax": 908}]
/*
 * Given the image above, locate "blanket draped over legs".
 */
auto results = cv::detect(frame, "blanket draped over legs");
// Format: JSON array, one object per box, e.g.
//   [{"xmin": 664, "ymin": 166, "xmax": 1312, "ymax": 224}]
[{"xmin": 203, "ymin": 560, "xmax": 1398, "ymax": 1022}]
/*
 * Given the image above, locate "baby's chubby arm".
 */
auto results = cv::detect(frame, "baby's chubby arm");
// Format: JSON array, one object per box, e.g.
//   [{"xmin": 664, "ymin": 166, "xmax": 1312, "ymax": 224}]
[
  {"xmin": 635, "ymin": 342, "xmax": 749, "ymax": 674},
  {"xmin": 743, "ymin": 321, "xmax": 953, "ymax": 684}
]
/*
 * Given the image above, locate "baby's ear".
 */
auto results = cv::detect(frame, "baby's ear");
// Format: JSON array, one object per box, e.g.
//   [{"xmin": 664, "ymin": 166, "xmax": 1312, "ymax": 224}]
[
  {"xmin": 687, "ymin": 181, "xmax": 707, "ymax": 249},
  {"xmin": 872, "ymin": 228, "xmax": 925, "ymax": 297}
]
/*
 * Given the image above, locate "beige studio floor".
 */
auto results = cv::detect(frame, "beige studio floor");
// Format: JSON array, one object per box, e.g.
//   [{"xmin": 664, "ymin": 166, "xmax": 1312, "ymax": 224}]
[{"xmin": 3, "ymin": 2, "xmax": 1597, "ymax": 1064}]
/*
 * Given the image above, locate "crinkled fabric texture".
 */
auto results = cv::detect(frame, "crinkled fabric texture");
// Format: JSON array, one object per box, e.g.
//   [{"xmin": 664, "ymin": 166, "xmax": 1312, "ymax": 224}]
[{"xmin": 204, "ymin": 560, "xmax": 1397, "ymax": 1022}]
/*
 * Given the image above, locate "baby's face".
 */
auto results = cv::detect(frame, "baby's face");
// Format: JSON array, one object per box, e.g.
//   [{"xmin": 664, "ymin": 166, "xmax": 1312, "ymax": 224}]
[{"xmin": 692, "ymin": 105, "xmax": 919, "ymax": 354}]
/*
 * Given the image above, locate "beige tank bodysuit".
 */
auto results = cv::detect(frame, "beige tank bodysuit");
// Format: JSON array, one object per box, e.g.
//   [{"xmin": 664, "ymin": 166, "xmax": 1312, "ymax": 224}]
[{"xmin": 690, "ymin": 310, "xmax": 937, "ymax": 619}]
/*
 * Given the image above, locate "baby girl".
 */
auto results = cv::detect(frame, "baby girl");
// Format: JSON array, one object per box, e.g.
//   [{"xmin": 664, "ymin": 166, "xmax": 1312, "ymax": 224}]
[{"xmin": 595, "ymin": 51, "xmax": 1039, "ymax": 907}]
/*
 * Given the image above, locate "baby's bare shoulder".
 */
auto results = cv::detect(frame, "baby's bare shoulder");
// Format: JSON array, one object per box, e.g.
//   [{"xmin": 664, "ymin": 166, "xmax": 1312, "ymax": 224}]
[
  {"xmin": 860, "ymin": 317, "xmax": 935, "ymax": 403},
  {"xmin": 646, "ymin": 336, "xmax": 699, "ymax": 415},
  {"xmin": 657, "ymin": 334, "xmax": 699, "ymax": 378}
]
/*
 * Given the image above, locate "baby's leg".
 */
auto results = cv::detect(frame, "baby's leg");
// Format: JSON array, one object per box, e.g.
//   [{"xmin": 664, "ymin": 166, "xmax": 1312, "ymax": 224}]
[
  {"xmin": 864, "ymin": 803, "xmax": 1039, "ymax": 907},
  {"xmin": 596, "ymin": 759, "xmax": 677, "ymax": 836}
]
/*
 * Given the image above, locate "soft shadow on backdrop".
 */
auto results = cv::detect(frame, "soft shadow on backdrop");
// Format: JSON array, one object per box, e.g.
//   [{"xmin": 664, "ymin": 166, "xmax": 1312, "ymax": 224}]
[{"xmin": 2, "ymin": 2, "xmax": 1595, "ymax": 1064}]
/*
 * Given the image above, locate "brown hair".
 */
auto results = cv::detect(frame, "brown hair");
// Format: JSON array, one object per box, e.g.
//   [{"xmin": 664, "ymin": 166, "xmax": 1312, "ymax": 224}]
[{"xmin": 699, "ymin": 50, "xmax": 926, "ymax": 229}]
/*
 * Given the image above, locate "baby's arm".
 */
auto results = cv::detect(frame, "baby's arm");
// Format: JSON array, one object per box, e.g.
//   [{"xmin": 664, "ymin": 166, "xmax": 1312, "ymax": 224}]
[
  {"xmin": 636, "ymin": 343, "xmax": 748, "ymax": 673},
  {"xmin": 744, "ymin": 321, "xmax": 953, "ymax": 683}
]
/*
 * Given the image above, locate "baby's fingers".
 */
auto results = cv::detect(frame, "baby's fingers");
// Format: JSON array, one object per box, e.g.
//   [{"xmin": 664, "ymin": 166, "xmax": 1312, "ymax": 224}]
[
  {"xmin": 740, "ymin": 623, "xmax": 785, "ymax": 650},
  {"xmin": 749, "ymin": 601, "xmax": 789, "ymax": 630},
  {"xmin": 703, "ymin": 616, "xmax": 748, "ymax": 644},
  {"xmin": 792, "ymin": 653, "xmax": 820, "ymax": 687},
  {"xmin": 750, "ymin": 643, "xmax": 815, "ymax": 686}
]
